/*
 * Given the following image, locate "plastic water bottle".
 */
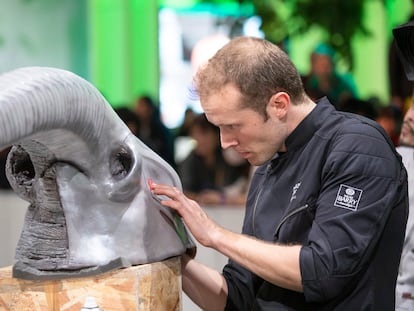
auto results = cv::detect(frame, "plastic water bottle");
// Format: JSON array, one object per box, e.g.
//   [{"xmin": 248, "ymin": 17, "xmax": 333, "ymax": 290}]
[{"xmin": 80, "ymin": 296, "xmax": 102, "ymax": 311}]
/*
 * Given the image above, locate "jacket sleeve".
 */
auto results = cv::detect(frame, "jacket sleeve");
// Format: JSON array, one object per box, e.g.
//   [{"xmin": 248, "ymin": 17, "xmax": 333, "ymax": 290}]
[
  {"xmin": 223, "ymin": 259, "xmax": 262, "ymax": 311},
  {"xmin": 300, "ymin": 122, "xmax": 407, "ymax": 302}
]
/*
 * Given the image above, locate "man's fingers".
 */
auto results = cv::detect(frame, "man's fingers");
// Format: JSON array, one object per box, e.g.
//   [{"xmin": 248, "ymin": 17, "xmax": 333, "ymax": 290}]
[
  {"xmin": 150, "ymin": 183, "xmax": 187, "ymax": 211},
  {"xmin": 151, "ymin": 183, "xmax": 177, "ymax": 196}
]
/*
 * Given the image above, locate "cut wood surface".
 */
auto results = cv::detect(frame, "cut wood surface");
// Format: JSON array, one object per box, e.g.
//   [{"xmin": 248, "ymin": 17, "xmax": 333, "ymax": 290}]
[{"xmin": 0, "ymin": 256, "xmax": 181, "ymax": 311}]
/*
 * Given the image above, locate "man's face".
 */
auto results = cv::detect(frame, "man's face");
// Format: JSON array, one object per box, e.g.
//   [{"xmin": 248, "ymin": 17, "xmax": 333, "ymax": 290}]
[
  {"xmin": 400, "ymin": 102, "xmax": 414, "ymax": 147},
  {"xmin": 200, "ymin": 84, "xmax": 287, "ymax": 166}
]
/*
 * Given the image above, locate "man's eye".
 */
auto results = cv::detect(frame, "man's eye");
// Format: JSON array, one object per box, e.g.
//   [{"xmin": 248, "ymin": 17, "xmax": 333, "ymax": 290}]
[{"xmin": 220, "ymin": 124, "xmax": 237, "ymax": 132}]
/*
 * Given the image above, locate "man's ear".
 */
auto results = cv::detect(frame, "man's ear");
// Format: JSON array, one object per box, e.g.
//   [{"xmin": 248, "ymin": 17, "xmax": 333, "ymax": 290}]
[{"xmin": 267, "ymin": 92, "xmax": 290, "ymax": 119}]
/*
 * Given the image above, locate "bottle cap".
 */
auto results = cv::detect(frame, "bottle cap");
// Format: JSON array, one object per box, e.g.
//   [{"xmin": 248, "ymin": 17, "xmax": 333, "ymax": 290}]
[{"xmin": 82, "ymin": 296, "xmax": 99, "ymax": 309}]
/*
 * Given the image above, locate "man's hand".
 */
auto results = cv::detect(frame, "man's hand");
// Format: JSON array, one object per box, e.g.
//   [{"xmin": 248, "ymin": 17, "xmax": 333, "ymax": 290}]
[
  {"xmin": 149, "ymin": 180, "xmax": 303, "ymax": 294},
  {"xmin": 150, "ymin": 181, "xmax": 222, "ymax": 247}
]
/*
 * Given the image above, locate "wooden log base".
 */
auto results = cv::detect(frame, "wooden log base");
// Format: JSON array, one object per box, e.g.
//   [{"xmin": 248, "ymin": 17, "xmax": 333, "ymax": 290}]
[{"xmin": 0, "ymin": 256, "xmax": 181, "ymax": 311}]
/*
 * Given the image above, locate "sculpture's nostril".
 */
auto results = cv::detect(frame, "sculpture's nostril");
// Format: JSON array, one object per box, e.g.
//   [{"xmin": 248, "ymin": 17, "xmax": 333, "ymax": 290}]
[
  {"xmin": 10, "ymin": 148, "xmax": 35, "ymax": 183},
  {"xmin": 110, "ymin": 147, "xmax": 133, "ymax": 180}
]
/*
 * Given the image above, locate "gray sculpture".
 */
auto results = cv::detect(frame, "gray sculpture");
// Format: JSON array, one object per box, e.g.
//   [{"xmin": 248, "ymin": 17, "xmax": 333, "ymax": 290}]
[{"xmin": 0, "ymin": 66, "xmax": 194, "ymax": 280}]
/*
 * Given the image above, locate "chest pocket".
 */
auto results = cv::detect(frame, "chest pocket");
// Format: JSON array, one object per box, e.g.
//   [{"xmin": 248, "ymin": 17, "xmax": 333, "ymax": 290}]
[{"xmin": 274, "ymin": 198, "xmax": 317, "ymax": 244}]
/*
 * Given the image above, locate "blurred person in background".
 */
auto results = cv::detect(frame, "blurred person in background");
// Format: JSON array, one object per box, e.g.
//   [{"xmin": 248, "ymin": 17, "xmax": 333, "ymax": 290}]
[
  {"xmin": 196, "ymin": 148, "xmax": 254, "ymax": 206},
  {"xmin": 375, "ymin": 105, "xmax": 402, "ymax": 146},
  {"xmin": 114, "ymin": 106, "xmax": 141, "ymax": 137},
  {"xmin": 175, "ymin": 107, "xmax": 197, "ymax": 138},
  {"xmin": 302, "ymin": 43, "xmax": 358, "ymax": 108},
  {"xmin": 134, "ymin": 95, "xmax": 176, "ymax": 168},
  {"xmin": 393, "ymin": 19, "xmax": 414, "ymax": 310},
  {"xmin": 395, "ymin": 90, "xmax": 414, "ymax": 311},
  {"xmin": 178, "ymin": 113, "xmax": 250, "ymax": 205}
]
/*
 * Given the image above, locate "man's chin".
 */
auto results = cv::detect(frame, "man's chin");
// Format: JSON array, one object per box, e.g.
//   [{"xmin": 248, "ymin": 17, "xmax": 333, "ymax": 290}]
[{"xmin": 399, "ymin": 138, "xmax": 414, "ymax": 147}]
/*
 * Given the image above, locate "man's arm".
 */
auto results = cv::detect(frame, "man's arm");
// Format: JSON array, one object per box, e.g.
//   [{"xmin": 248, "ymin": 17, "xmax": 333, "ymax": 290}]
[
  {"xmin": 151, "ymin": 183, "xmax": 303, "ymax": 296},
  {"xmin": 181, "ymin": 254, "xmax": 228, "ymax": 311},
  {"xmin": 212, "ymin": 227, "xmax": 302, "ymax": 292}
]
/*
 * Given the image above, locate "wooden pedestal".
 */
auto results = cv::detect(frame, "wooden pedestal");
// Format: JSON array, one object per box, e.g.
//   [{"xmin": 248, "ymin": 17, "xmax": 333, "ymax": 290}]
[{"xmin": 0, "ymin": 256, "xmax": 181, "ymax": 311}]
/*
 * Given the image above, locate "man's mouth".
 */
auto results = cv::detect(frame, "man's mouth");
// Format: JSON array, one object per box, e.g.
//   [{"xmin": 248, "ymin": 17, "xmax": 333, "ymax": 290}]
[
  {"xmin": 401, "ymin": 122, "xmax": 414, "ymax": 136},
  {"xmin": 238, "ymin": 151, "xmax": 251, "ymax": 159}
]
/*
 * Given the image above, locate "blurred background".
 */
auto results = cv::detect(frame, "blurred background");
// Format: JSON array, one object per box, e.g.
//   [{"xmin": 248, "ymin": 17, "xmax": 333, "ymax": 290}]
[{"xmin": 0, "ymin": 0, "xmax": 411, "ymax": 129}]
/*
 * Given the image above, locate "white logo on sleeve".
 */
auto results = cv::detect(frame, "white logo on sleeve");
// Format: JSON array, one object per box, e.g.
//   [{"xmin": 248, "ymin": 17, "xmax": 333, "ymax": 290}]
[
  {"xmin": 334, "ymin": 184, "xmax": 363, "ymax": 211},
  {"xmin": 290, "ymin": 181, "xmax": 301, "ymax": 202}
]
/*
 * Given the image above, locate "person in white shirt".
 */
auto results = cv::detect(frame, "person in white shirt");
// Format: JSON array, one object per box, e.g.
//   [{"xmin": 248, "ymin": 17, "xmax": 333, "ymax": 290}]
[
  {"xmin": 393, "ymin": 20, "xmax": 414, "ymax": 310},
  {"xmin": 395, "ymin": 96, "xmax": 414, "ymax": 310}
]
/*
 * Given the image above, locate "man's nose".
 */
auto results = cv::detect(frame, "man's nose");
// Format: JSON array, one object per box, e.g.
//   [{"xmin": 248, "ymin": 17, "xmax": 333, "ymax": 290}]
[{"xmin": 220, "ymin": 131, "xmax": 238, "ymax": 149}]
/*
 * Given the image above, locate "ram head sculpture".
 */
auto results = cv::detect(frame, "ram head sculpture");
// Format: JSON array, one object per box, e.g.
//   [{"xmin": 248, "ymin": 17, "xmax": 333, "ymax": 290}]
[{"xmin": 0, "ymin": 66, "xmax": 194, "ymax": 280}]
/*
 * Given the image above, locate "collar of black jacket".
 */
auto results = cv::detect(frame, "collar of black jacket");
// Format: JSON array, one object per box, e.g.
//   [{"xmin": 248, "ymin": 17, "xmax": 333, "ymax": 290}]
[{"xmin": 284, "ymin": 96, "xmax": 333, "ymax": 153}]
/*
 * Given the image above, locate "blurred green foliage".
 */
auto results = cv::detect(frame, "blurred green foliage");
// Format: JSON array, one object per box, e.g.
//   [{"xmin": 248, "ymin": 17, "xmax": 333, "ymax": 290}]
[{"xmin": 200, "ymin": 0, "xmax": 382, "ymax": 69}]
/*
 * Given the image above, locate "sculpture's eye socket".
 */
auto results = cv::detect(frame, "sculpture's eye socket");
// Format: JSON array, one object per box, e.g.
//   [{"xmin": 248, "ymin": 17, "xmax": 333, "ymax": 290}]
[
  {"xmin": 9, "ymin": 146, "xmax": 35, "ymax": 184},
  {"xmin": 110, "ymin": 146, "xmax": 133, "ymax": 180}
]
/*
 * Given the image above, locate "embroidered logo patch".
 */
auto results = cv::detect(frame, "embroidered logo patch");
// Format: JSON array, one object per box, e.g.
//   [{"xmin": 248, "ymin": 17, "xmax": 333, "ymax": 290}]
[
  {"xmin": 290, "ymin": 181, "xmax": 301, "ymax": 202},
  {"xmin": 334, "ymin": 184, "xmax": 362, "ymax": 211}
]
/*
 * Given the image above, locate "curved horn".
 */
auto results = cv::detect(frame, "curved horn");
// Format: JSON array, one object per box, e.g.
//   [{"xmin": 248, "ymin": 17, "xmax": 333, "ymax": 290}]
[
  {"xmin": 0, "ymin": 67, "xmax": 180, "ymax": 200},
  {"xmin": 0, "ymin": 67, "xmax": 119, "ymax": 150}
]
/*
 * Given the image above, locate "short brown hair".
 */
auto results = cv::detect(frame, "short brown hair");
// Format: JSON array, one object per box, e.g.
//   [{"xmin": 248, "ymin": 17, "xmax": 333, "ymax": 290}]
[{"xmin": 194, "ymin": 36, "xmax": 306, "ymax": 119}]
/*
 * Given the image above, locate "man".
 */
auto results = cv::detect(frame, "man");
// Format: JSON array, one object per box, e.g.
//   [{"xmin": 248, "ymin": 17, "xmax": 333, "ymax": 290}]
[
  {"xmin": 392, "ymin": 20, "xmax": 414, "ymax": 311},
  {"xmin": 396, "ymin": 92, "xmax": 414, "ymax": 311},
  {"xmin": 151, "ymin": 37, "xmax": 408, "ymax": 310}
]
